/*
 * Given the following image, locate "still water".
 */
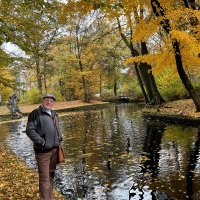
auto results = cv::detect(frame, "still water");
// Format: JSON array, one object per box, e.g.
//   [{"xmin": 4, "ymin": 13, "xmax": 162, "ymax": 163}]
[{"xmin": 4, "ymin": 103, "xmax": 200, "ymax": 200}]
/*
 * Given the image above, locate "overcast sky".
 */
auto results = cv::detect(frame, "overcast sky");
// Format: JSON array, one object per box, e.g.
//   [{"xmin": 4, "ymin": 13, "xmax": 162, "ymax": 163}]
[{"xmin": 1, "ymin": 42, "xmax": 28, "ymax": 58}]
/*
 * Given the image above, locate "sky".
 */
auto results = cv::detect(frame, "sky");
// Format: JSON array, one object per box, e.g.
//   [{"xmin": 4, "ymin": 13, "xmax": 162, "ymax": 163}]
[{"xmin": 1, "ymin": 42, "xmax": 28, "ymax": 58}]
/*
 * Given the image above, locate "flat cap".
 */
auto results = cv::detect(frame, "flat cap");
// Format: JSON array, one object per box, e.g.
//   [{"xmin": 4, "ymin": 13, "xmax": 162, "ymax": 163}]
[{"xmin": 43, "ymin": 93, "xmax": 56, "ymax": 101}]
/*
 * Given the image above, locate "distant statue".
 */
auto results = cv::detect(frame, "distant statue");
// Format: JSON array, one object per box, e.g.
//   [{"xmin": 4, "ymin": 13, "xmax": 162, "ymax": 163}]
[{"xmin": 7, "ymin": 94, "xmax": 22, "ymax": 119}]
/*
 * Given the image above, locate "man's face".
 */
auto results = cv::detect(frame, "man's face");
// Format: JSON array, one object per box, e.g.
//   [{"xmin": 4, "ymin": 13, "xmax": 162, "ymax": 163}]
[{"xmin": 42, "ymin": 98, "xmax": 55, "ymax": 110}]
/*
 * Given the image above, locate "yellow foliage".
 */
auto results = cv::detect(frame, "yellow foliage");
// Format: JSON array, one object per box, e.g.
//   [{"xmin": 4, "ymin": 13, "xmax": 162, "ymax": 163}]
[
  {"xmin": 0, "ymin": 86, "xmax": 13, "ymax": 102},
  {"xmin": 166, "ymin": 7, "xmax": 200, "ymax": 26},
  {"xmin": 132, "ymin": 19, "xmax": 160, "ymax": 42},
  {"xmin": 59, "ymin": 1, "xmax": 93, "ymax": 23},
  {"xmin": 0, "ymin": 66, "xmax": 13, "ymax": 81},
  {"xmin": 156, "ymin": 66, "xmax": 180, "ymax": 87},
  {"xmin": 170, "ymin": 30, "xmax": 200, "ymax": 70},
  {"xmin": 127, "ymin": 15, "xmax": 199, "ymax": 75},
  {"xmin": 126, "ymin": 46, "xmax": 176, "ymax": 73},
  {"xmin": 0, "ymin": 146, "xmax": 65, "ymax": 200}
]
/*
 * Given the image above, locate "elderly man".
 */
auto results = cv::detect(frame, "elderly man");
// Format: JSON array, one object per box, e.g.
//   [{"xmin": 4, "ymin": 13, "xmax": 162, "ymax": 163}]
[{"xmin": 26, "ymin": 94, "xmax": 62, "ymax": 200}]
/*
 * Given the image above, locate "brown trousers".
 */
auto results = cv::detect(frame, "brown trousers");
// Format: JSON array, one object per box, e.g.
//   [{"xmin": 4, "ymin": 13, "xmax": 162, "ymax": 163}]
[{"xmin": 35, "ymin": 148, "xmax": 58, "ymax": 200}]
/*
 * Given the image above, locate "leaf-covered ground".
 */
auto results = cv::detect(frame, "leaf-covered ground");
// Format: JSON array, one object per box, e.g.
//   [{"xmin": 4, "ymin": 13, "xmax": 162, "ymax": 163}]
[
  {"xmin": 149, "ymin": 99, "xmax": 200, "ymax": 118},
  {"xmin": 0, "ymin": 145, "xmax": 65, "ymax": 200}
]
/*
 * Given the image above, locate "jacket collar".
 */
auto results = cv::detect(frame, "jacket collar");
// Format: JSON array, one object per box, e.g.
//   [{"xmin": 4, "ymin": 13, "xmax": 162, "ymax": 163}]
[{"xmin": 39, "ymin": 105, "xmax": 56, "ymax": 117}]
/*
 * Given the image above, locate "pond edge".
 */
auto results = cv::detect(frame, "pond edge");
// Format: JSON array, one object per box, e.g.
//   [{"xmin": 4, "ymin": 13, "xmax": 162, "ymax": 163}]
[{"xmin": 143, "ymin": 111, "xmax": 200, "ymax": 126}]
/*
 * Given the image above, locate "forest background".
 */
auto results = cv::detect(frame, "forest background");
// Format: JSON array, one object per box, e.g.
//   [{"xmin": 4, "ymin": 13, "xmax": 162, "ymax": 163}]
[{"xmin": 0, "ymin": 0, "xmax": 199, "ymax": 109}]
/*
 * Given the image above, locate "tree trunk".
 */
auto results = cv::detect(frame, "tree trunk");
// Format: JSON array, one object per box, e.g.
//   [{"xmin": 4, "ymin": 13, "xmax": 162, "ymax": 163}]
[
  {"xmin": 114, "ymin": 78, "xmax": 117, "ymax": 96},
  {"xmin": 76, "ymin": 25, "xmax": 90, "ymax": 102},
  {"xmin": 130, "ymin": 41, "xmax": 164, "ymax": 105},
  {"xmin": 173, "ymin": 41, "xmax": 200, "ymax": 111},
  {"xmin": 134, "ymin": 64, "xmax": 149, "ymax": 103},
  {"xmin": 99, "ymin": 74, "xmax": 102, "ymax": 97},
  {"xmin": 151, "ymin": 0, "xmax": 200, "ymax": 111},
  {"xmin": 148, "ymin": 70, "xmax": 165, "ymax": 104},
  {"xmin": 117, "ymin": 18, "xmax": 150, "ymax": 104},
  {"xmin": 129, "ymin": 41, "xmax": 151, "ymax": 104},
  {"xmin": 36, "ymin": 58, "xmax": 43, "ymax": 98},
  {"xmin": 79, "ymin": 59, "xmax": 89, "ymax": 102},
  {"xmin": 141, "ymin": 42, "xmax": 164, "ymax": 105},
  {"xmin": 117, "ymin": 17, "xmax": 164, "ymax": 105},
  {"xmin": 43, "ymin": 55, "xmax": 48, "ymax": 93},
  {"xmin": 139, "ymin": 62, "xmax": 155, "ymax": 103}
]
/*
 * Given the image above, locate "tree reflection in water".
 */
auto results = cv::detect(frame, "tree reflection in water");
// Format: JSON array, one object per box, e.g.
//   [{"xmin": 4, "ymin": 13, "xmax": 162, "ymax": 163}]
[
  {"xmin": 185, "ymin": 128, "xmax": 200, "ymax": 200},
  {"xmin": 130, "ymin": 120, "xmax": 200, "ymax": 200}
]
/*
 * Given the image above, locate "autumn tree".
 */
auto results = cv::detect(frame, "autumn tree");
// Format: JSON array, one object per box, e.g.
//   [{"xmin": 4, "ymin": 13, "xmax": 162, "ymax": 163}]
[
  {"xmin": 0, "ymin": 50, "xmax": 15, "ymax": 103},
  {"xmin": 125, "ymin": 0, "xmax": 200, "ymax": 109},
  {"xmin": 150, "ymin": 0, "xmax": 200, "ymax": 111},
  {"xmin": 0, "ymin": 1, "xmax": 16, "ymax": 98},
  {"xmin": 0, "ymin": 0, "xmax": 61, "ymax": 97},
  {"xmin": 74, "ymin": 0, "xmax": 164, "ymax": 104},
  {"xmin": 116, "ymin": 15, "xmax": 164, "ymax": 105},
  {"xmin": 58, "ymin": 1, "xmax": 128, "ymax": 102},
  {"xmin": 49, "ymin": 9, "xmax": 128, "ymax": 101},
  {"xmin": 99, "ymin": 37, "xmax": 132, "ymax": 98}
]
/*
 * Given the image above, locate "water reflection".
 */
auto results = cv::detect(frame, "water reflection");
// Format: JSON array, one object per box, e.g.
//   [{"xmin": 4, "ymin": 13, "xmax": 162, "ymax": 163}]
[
  {"xmin": 4, "ymin": 103, "xmax": 200, "ymax": 200},
  {"xmin": 141, "ymin": 124, "xmax": 165, "ymax": 177},
  {"xmin": 186, "ymin": 129, "xmax": 200, "ymax": 199}
]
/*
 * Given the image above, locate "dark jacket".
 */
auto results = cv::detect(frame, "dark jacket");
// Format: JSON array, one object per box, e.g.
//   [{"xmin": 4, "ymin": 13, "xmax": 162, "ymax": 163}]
[{"xmin": 26, "ymin": 105, "xmax": 62, "ymax": 152}]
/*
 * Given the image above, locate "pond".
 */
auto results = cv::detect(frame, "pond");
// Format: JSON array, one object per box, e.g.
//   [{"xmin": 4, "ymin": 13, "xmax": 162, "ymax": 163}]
[{"xmin": 3, "ymin": 103, "xmax": 200, "ymax": 200}]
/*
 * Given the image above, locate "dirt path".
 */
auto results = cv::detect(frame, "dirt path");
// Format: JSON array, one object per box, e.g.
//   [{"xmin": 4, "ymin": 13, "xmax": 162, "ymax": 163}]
[{"xmin": 0, "ymin": 100, "xmax": 108, "ymax": 116}]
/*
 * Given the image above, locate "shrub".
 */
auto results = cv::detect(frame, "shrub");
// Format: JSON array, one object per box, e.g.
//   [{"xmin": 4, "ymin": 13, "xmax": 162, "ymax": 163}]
[{"xmin": 20, "ymin": 87, "xmax": 40, "ymax": 104}]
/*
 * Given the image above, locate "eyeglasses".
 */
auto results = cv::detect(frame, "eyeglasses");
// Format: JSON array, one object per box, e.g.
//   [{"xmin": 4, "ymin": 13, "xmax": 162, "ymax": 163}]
[{"xmin": 43, "ymin": 98, "xmax": 55, "ymax": 103}]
